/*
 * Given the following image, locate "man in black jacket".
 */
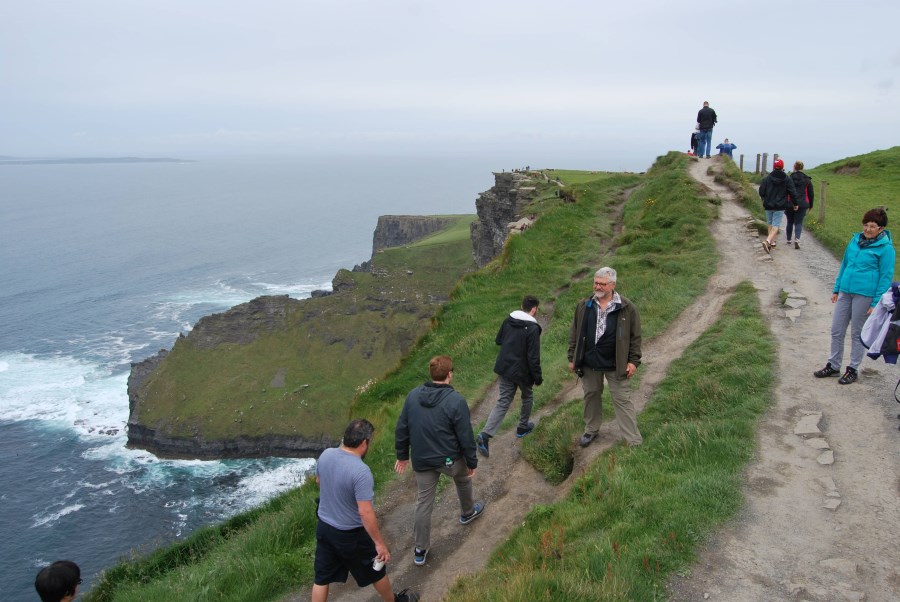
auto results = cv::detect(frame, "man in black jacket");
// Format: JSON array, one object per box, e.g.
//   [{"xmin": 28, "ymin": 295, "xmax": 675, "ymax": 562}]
[
  {"xmin": 696, "ymin": 101, "xmax": 718, "ymax": 158},
  {"xmin": 476, "ymin": 295, "xmax": 543, "ymax": 458},
  {"xmin": 759, "ymin": 158, "xmax": 799, "ymax": 253},
  {"xmin": 394, "ymin": 355, "xmax": 485, "ymax": 567}
]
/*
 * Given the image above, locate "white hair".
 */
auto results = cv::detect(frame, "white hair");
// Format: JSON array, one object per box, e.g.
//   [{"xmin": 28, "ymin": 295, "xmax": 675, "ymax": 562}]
[{"xmin": 594, "ymin": 267, "xmax": 617, "ymax": 282}]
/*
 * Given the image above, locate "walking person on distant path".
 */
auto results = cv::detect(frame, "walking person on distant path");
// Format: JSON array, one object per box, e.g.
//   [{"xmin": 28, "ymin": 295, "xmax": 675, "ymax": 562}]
[
  {"xmin": 785, "ymin": 160, "xmax": 815, "ymax": 249},
  {"xmin": 716, "ymin": 138, "xmax": 737, "ymax": 158},
  {"xmin": 568, "ymin": 267, "xmax": 643, "ymax": 448},
  {"xmin": 313, "ymin": 419, "xmax": 418, "ymax": 602},
  {"xmin": 476, "ymin": 295, "xmax": 543, "ymax": 458},
  {"xmin": 394, "ymin": 355, "xmax": 485, "ymax": 567},
  {"xmin": 35, "ymin": 560, "xmax": 81, "ymax": 602},
  {"xmin": 814, "ymin": 207, "xmax": 895, "ymax": 385},
  {"xmin": 696, "ymin": 101, "xmax": 717, "ymax": 158},
  {"xmin": 759, "ymin": 158, "xmax": 798, "ymax": 253}
]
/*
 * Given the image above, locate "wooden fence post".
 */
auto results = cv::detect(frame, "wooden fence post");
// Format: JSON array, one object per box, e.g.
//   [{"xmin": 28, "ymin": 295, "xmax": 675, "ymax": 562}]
[
  {"xmin": 762, "ymin": 153, "xmax": 768, "ymax": 175},
  {"xmin": 739, "ymin": 154, "xmax": 744, "ymax": 172},
  {"xmin": 818, "ymin": 181, "xmax": 827, "ymax": 225},
  {"xmin": 755, "ymin": 154, "xmax": 761, "ymax": 174}
]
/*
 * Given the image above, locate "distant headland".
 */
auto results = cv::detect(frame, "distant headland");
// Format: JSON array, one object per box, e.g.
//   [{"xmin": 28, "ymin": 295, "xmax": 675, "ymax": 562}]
[{"xmin": 0, "ymin": 156, "xmax": 193, "ymax": 165}]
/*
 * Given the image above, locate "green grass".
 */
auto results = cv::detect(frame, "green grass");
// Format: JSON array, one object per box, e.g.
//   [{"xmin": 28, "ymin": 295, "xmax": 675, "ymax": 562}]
[
  {"xmin": 447, "ymin": 281, "xmax": 775, "ymax": 601},
  {"xmin": 805, "ymin": 146, "xmax": 900, "ymax": 277}
]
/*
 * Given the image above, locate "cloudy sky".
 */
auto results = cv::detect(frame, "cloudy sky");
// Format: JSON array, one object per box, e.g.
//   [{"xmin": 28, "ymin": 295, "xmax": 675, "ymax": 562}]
[{"xmin": 2, "ymin": 0, "xmax": 899, "ymax": 170}]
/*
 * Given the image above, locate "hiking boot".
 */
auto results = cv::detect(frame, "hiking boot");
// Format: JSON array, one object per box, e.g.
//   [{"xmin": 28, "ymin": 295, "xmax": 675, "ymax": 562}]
[
  {"xmin": 838, "ymin": 366, "xmax": 858, "ymax": 385},
  {"xmin": 395, "ymin": 588, "xmax": 420, "ymax": 602},
  {"xmin": 516, "ymin": 421, "xmax": 535, "ymax": 438},
  {"xmin": 794, "ymin": 239, "xmax": 801, "ymax": 249},
  {"xmin": 476, "ymin": 432, "xmax": 490, "ymax": 457},
  {"xmin": 578, "ymin": 432, "xmax": 598, "ymax": 448},
  {"xmin": 813, "ymin": 363, "xmax": 839, "ymax": 378},
  {"xmin": 460, "ymin": 502, "xmax": 486, "ymax": 525},
  {"xmin": 413, "ymin": 547, "xmax": 428, "ymax": 566}
]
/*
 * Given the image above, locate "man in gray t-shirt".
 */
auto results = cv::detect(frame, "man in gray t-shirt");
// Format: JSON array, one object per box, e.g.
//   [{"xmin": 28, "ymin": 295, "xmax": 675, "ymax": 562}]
[{"xmin": 312, "ymin": 419, "xmax": 418, "ymax": 602}]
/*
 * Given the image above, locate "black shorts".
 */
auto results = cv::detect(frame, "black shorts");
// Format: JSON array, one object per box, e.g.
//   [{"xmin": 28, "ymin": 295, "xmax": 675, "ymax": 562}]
[{"xmin": 314, "ymin": 520, "xmax": 385, "ymax": 587}]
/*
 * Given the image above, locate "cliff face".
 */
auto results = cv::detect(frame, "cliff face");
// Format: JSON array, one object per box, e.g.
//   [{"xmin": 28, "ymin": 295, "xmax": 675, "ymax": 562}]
[
  {"xmin": 372, "ymin": 215, "xmax": 458, "ymax": 254},
  {"xmin": 470, "ymin": 172, "xmax": 537, "ymax": 267}
]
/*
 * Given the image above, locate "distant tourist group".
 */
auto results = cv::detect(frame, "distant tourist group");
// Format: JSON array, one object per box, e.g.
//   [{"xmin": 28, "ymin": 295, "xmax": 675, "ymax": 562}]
[{"xmin": 312, "ymin": 267, "xmax": 644, "ymax": 600}]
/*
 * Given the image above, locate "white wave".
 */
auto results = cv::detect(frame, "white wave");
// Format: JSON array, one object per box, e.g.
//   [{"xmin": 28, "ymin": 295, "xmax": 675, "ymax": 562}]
[
  {"xmin": 253, "ymin": 280, "xmax": 333, "ymax": 298},
  {"xmin": 0, "ymin": 352, "xmax": 128, "ymax": 436},
  {"xmin": 32, "ymin": 503, "xmax": 85, "ymax": 528},
  {"xmin": 222, "ymin": 458, "xmax": 315, "ymax": 513}
]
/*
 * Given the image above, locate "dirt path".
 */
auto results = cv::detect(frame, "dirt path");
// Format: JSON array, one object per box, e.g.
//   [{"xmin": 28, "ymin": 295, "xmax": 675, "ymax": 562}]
[
  {"xmin": 286, "ymin": 158, "xmax": 900, "ymax": 601},
  {"xmin": 667, "ymin": 159, "xmax": 900, "ymax": 601}
]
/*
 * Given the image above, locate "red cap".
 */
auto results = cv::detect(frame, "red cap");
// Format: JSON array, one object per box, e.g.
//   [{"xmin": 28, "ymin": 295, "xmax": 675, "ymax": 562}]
[{"xmin": 773, "ymin": 159, "xmax": 784, "ymax": 169}]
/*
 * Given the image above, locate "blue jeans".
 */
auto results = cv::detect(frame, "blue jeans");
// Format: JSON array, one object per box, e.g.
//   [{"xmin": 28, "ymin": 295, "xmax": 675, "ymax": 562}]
[
  {"xmin": 784, "ymin": 207, "xmax": 808, "ymax": 241},
  {"xmin": 697, "ymin": 129, "xmax": 713, "ymax": 157}
]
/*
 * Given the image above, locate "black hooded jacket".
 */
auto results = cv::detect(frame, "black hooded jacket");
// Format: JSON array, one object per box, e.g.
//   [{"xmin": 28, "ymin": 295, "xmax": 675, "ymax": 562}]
[
  {"xmin": 759, "ymin": 169, "xmax": 799, "ymax": 211},
  {"xmin": 493, "ymin": 311, "xmax": 542, "ymax": 386},
  {"xmin": 788, "ymin": 170, "xmax": 814, "ymax": 209},
  {"xmin": 395, "ymin": 382, "xmax": 477, "ymax": 471}
]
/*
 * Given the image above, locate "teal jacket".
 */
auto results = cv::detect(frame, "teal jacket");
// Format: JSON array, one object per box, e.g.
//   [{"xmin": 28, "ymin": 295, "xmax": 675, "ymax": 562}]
[{"xmin": 834, "ymin": 230, "xmax": 896, "ymax": 307}]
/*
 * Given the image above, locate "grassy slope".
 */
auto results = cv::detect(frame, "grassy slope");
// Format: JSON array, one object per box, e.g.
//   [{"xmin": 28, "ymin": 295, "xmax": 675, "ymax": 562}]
[
  {"xmin": 449, "ymin": 282, "xmax": 773, "ymax": 601},
  {"xmin": 804, "ymin": 146, "xmax": 900, "ymax": 277},
  {"xmin": 88, "ymin": 153, "xmax": 719, "ymax": 601},
  {"xmin": 133, "ymin": 215, "xmax": 477, "ymax": 442}
]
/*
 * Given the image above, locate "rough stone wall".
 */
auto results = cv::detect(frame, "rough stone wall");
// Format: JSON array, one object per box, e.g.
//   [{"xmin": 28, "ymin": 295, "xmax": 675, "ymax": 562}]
[
  {"xmin": 470, "ymin": 172, "xmax": 535, "ymax": 268},
  {"xmin": 371, "ymin": 215, "xmax": 457, "ymax": 255}
]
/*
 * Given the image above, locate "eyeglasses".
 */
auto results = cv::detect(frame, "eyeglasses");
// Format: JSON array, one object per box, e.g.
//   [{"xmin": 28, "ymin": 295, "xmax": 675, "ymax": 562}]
[
  {"xmin": 593, "ymin": 281, "xmax": 614, "ymax": 287},
  {"xmin": 862, "ymin": 223, "xmax": 883, "ymax": 230}
]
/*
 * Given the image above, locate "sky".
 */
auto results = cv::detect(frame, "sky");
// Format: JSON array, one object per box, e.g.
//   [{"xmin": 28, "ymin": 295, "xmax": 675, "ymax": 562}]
[{"xmin": 2, "ymin": 0, "xmax": 899, "ymax": 171}]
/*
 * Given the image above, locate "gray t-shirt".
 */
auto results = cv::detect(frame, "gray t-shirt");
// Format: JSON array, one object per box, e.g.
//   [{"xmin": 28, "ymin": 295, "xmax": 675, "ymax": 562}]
[{"xmin": 316, "ymin": 447, "xmax": 375, "ymax": 530}]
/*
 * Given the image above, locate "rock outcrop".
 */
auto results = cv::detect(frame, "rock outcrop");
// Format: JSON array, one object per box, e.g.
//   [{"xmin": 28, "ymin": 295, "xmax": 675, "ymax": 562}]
[{"xmin": 470, "ymin": 172, "xmax": 537, "ymax": 267}]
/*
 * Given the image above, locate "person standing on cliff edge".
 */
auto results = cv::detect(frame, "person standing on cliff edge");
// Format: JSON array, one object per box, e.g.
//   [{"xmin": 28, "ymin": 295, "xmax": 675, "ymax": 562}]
[
  {"xmin": 476, "ymin": 295, "xmax": 543, "ymax": 458},
  {"xmin": 696, "ymin": 101, "xmax": 718, "ymax": 159},
  {"xmin": 312, "ymin": 419, "xmax": 418, "ymax": 602}
]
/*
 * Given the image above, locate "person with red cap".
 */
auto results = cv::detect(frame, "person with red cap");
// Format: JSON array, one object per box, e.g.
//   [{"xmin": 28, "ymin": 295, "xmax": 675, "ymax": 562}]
[{"xmin": 758, "ymin": 158, "xmax": 799, "ymax": 253}]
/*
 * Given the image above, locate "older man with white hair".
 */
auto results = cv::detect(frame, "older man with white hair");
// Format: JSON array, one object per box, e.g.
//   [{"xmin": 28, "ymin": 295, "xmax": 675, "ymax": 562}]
[{"xmin": 567, "ymin": 267, "xmax": 643, "ymax": 447}]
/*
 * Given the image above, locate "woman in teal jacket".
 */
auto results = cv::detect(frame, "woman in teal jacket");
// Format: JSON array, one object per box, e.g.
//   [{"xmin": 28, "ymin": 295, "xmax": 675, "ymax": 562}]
[{"xmin": 814, "ymin": 207, "xmax": 895, "ymax": 384}]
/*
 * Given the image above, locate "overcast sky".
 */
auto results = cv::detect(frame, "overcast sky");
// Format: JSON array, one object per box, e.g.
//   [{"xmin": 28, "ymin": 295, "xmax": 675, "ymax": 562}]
[{"xmin": 2, "ymin": 0, "xmax": 899, "ymax": 171}]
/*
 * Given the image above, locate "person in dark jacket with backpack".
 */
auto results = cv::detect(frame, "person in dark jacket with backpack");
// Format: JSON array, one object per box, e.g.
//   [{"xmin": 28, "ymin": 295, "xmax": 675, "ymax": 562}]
[
  {"xmin": 476, "ymin": 295, "xmax": 543, "ymax": 458},
  {"xmin": 394, "ymin": 355, "xmax": 485, "ymax": 567},
  {"xmin": 759, "ymin": 158, "xmax": 799, "ymax": 253},
  {"xmin": 785, "ymin": 160, "xmax": 815, "ymax": 249}
]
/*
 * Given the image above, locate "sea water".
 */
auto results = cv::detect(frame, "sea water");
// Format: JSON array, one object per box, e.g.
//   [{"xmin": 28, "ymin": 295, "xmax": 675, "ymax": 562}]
[{"xmin": 0, "ymin": 155, "xmax": 492, "ymax": 600}]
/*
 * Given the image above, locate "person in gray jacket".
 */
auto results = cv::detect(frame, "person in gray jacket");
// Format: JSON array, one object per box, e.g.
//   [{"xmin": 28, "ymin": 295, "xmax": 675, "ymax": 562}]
[
  {"xmin": 394, "ymin": 355, "xmax": 485, "ymax": 567},
  {"xmin": 476, "ymin": 295, "xmax": 543, "ymax": 458},
  {"xmin": 567, "ymin": 267, "xmax": 643, "ymax": 448}
]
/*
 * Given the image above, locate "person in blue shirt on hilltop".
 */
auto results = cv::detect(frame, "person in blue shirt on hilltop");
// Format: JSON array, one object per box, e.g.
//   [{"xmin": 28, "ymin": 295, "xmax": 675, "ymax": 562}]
[{"xmin": 716, "ymin": 138, "xmax": 737, "ymax": 158}]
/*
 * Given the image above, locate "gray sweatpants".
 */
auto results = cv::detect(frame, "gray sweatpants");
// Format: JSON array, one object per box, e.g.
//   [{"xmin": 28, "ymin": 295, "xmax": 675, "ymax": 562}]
[{"xmin": 828, "ymin": 292, "xmax": 873, "ymax": 370}]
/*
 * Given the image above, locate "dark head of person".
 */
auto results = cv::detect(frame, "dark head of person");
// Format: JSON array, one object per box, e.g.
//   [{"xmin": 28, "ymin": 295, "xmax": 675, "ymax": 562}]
[
  {"xmin": 521, "ymin": 295, "xmax": 540, "ymax": 313},
  {"xmin": 429, "ymin": 355, "xmax": 453, "ymax": 382},
  {"xmin": 35, "ymin": 560, "xmax": 81, "ymax": 602},
  {"xmin": 861, "ymin": 207, "xmax": 888, "ymax": 240},
  {"xmin": 342, "ymin": 418, "xmax": 375, "ymax": 449}
]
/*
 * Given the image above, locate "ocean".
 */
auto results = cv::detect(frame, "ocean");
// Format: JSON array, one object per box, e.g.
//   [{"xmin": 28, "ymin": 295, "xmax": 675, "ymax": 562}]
[{"xmin": 0, "ymin": 155, "xmax": 493, "ymax": 601}]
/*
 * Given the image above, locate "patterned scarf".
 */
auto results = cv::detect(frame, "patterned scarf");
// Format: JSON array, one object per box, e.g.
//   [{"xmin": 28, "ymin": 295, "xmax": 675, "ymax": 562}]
[{"xmin": 594, "ymin": 291, "xmax": 622, "ymax": 343}]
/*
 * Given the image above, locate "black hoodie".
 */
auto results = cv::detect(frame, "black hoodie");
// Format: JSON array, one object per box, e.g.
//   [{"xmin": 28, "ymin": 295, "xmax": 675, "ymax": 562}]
[
  {"xmin": 395, "ymin": 382, "xmax": 477, "ymax": 471},
  {"xmin": 493, "ymin": 310, "xmax": 543, "ymax": 386},
  {"xmin": 759, "ymin": 169, "xmax": 798, "ymax": 211}
]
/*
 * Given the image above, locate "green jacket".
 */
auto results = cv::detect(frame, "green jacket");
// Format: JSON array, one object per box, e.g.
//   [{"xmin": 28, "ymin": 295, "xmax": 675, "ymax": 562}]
[{"xmin": 567, "ymin": 294, "xmax": 642, "ymax": 378}]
